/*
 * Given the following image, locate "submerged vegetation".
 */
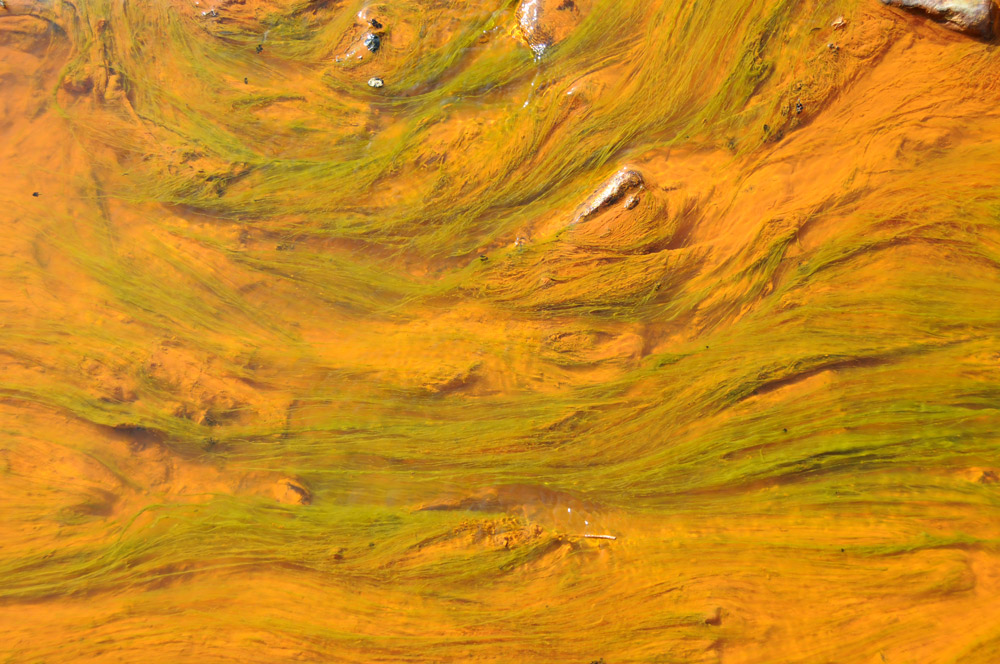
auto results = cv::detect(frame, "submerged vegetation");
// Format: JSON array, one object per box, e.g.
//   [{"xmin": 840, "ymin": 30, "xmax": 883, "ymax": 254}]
[{"xmin": 2, "ymin": 0, "xmax": 1000, "ymax": 660}]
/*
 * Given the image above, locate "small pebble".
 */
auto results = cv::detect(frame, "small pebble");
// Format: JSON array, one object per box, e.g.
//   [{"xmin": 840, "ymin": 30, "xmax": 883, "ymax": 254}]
[
  {"xmin": 363, "ymin": 33, "xmax": 381, "ymax": 53},
  {"xmin": 255, "ymin": 44, "xmax": 263, "ymax": 54},
  {"xmin": 244, "ymin": 77, "xmax": 248, "ymax": 84},
  {"xmin": 32, "ymin": 192, "xmax": 40, "ymax": 197},
  {"xmin": 368, "ymin": 77, "xmax": 384, "ymax": 88},
  {"xmin": 369, "ymin": 18, "xmax": 383, "ymax": 29}
]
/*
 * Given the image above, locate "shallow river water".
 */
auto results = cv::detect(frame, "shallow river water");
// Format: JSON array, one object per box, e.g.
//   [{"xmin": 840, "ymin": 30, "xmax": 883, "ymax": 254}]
[{"xmin": 2, "ymin": 0, "xmax": 1000, "ymax": 661}]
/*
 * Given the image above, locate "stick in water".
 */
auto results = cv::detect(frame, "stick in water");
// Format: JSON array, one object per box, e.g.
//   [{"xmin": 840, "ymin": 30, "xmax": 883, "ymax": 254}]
[{"xmin": 581, "ymin": 534, "xmax": 617, "ymax": 540}]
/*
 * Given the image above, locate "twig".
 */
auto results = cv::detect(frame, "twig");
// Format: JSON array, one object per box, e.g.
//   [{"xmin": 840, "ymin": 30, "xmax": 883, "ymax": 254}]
[{"xmin": 581, "ymin": 534, "xmax": 617, "ymax": 540}]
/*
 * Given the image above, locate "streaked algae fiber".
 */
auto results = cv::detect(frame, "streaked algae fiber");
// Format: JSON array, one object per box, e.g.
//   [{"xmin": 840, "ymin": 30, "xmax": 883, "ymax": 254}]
[{"xmin": 2, "ymin": 0, "xmax": 1000, "ymax": 661}]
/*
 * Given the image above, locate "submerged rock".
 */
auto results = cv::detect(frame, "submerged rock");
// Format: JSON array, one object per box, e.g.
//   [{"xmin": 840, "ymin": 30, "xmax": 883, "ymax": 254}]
[
  {"xmin": 62, "ymin": 73, "xmax": 94, "ymax": 95},
  {"xmin": 881, "ymin": 0, "xmax": 996, "ymax": 38},
  {"xmin": 572, "ymin": 167, "xmax": 644, "ymax": 224},
  {"xmin": 271, "ymin": 477, "xmax": 312, "ymax": 505},
  {"xmin": 979, "ymin": 469, "xmax": 999, "ymax": 484},
  {"xmin": 705, "ymin": 607, "xmax": 724, "ymax": 626},
  {"xmin": 516, "ymin": 0, "xmax": 589, "ymax": 56},
  {"xmin": 563, "ymin": 167, "xmax": 679, "ymax": 253}
]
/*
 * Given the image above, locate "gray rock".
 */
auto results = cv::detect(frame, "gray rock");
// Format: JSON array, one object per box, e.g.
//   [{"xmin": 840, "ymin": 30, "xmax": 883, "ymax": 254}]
[
  {"xmin": 881, "ymin": 0, "xmax": 996, "ymax": 38},
  {"xmin": 368, "ymin": 77, "xmax": 384, "ymax": 88},
  {"xmin": 572, "ymin": 168, "xmax": 643, "ymax": 224}
]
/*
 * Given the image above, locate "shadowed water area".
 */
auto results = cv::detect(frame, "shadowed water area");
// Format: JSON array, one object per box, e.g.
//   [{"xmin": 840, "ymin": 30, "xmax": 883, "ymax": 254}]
[{"xmin": 2, "ymin": 0, "xmax": 1000, "ymax": 661}]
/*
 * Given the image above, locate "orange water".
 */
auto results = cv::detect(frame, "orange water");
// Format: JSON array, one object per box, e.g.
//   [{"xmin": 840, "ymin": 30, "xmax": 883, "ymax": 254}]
[{"xmin": 2, "ymin": 0, "xmax": 1000, "ymax": 661}]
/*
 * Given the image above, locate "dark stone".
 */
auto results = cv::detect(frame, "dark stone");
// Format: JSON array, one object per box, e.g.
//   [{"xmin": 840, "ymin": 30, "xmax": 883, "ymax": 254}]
[{"xmin": 364, "ymin": 33, "xmax": 381, "ymax": 53}]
